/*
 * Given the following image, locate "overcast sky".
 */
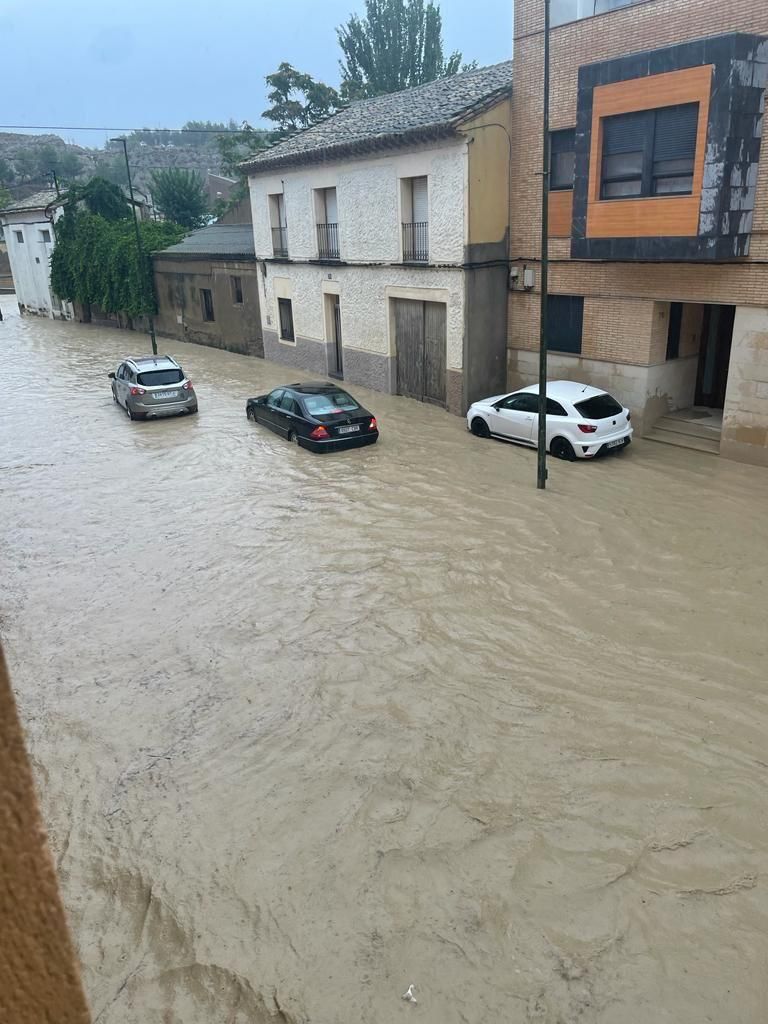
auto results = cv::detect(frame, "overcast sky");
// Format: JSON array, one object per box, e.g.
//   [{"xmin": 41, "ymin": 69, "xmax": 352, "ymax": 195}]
[{"xmin": 2, "ymin": 0, "xmax": 513, "ymax": 149}]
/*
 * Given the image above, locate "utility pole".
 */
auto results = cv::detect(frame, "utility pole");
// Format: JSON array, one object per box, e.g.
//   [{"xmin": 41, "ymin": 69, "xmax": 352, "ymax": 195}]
[
  {"xmin": 110, "ymin": 137, "xmax": 157, "ymax": 355},
  {"xmin": 50, "ymin": 170, "xmax": 60, "ymax": 196},
  {"xmin": 537, "ymin": 0, "xmax": 551, "ymax": 490}
]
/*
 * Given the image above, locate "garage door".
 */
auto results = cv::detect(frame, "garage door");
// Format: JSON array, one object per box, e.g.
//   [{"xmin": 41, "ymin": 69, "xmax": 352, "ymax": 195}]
[{"xmin": 394, "ymin": 299, "xmax": 446, "ymax": 406}]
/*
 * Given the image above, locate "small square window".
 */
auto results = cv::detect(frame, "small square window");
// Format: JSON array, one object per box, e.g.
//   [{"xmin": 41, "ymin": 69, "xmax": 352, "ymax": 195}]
[
  {"xmin": 40, "ymin": 229, "xmax": 51, "ymax": 244},
  {"xmin": 278, "ymin": 298, "xmax": 295, "ymax": 342},
  {"xmin": 14, "ymin": 231, "xmax": 24, "ymax": 244},
  {"xmin": 230, "ymin": 276, "xmax": 243, "ymax": 305}
]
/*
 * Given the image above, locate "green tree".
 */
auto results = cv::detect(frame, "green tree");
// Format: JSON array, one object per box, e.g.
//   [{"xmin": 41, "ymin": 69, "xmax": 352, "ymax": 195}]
[
  {"xmin": 0, "ymin": 157, "xmax": 14, "ymax": 185},
  {"xmin": 64, "ymin": 177, "xmax": 128, "ymax": 221},
  {"xmin": 149, "ymin": 168, "xmax": 209, "ymax": 229},
  {"xmin": 262, "ymin": 63, "xmax": 341, "ymax": 133},
  {"xmin": 94, "ymin": 152, "xmax": 129, "ymax": 187},
  {"xmin": 337, "ymin": 0, "xmax": 463, "ymax": 100},
  {"xmin": 216, "ymin": 122, "xmax": 273, "ymax": 178},
  {"xmin": 13, "ymin": 148, "xmax": 37, "ymax": 183},
  {"xmin": 0, "ymin": 186, "xmax": 11, "ymax": 210},
  {"xmin": 51, "ymin": 213, "xmax": 184, "ymax": 318}
]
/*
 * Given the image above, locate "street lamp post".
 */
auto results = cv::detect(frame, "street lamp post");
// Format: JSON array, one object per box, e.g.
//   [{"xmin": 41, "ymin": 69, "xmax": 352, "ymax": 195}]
[
  {"xmin": 537, "ymin": 0, "xmax": 551, "ymax": 489},
  {"xmin": 110, "ymin": 137, "xmax": 157, "ymax": 355}
]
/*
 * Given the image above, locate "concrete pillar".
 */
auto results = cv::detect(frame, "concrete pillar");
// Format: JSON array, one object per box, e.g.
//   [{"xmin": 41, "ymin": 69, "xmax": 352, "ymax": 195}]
[{"xmin": 721, "ymin": 307, "xmax": 768, "ymax": 467}]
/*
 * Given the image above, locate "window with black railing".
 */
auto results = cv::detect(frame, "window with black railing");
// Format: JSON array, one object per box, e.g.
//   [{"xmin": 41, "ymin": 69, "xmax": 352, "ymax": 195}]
[
  {"xmin": 402, "ymin": 221, "xmax": 429, "ymax": 262},
  {"xmin": 317, "ymin": 222, "xmax": 340, "ymax": 259},
  {"xmin": 271, "ymin": 225, "xmax": 288, "ymax": 257}
]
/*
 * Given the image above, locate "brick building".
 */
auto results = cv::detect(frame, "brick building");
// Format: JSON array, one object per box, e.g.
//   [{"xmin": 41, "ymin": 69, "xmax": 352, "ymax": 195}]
[{"xmin": 509, "ymin": 0, "xmax": 768, "ymax": 465}]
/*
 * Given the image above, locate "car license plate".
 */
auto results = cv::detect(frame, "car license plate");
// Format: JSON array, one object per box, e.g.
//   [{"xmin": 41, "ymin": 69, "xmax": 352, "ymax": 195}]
[
  {"xmin": 155, "ymin": 391, "xmax": 179, "ymax": 400},
  {"xmin": 337, "ymin": 424, "xmax": 360, "ymax": 434},
  {"xmin": 607, "ymin": 438, "xmax": 624, "ymax": 448}
]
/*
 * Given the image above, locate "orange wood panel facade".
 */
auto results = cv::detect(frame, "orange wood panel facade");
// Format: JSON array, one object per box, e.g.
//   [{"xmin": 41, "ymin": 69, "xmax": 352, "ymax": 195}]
[
  {"xmin": 586, "ymin": 65, "xmax": 713, "ymax": 239},
  {"xmin": 549, "ymin": 190, "xmax": 573, "ymax": 237}
]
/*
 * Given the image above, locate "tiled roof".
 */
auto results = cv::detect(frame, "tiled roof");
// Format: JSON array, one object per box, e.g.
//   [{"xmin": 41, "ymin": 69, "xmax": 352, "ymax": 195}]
[
  {"xmin": 153, "ymin": 224, "xmax": 255, "ymax": 259},
  {"xmin": 242, "ymin": 60, "xmax": 513, "ymax": 173},
  {"xmin": 1, "ymin": 189, "xmax": 64, "ymax": 214}
]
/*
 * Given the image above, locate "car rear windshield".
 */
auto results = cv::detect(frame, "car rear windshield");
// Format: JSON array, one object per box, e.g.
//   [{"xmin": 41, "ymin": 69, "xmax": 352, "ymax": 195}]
[
  {"xmin": 303, "ymin": 391, "xmax": 360, "ymax": 415},
  {"xmin": 574, "ymin": 393, "xmax": 623, "ymax": 419},
  {"xmin": 137, "ymin": 369, "xmax": 184, "ymax": 387}
]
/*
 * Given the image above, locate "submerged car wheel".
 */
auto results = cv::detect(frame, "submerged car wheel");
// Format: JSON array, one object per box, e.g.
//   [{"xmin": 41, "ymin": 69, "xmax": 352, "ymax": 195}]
[
  {"xmin": 551, "ymin": 437, "xmax": 575, "ymax": 461},
  {"xmin": 470, "ymin": 417, "xmax": 491, "ymax": 438},
  {"xmin": 288, "ymin": 430, "xmax": 299, "ymax": 445},
  {"xmin": 125, "ymin": 402, "xmax": 134, "ymax": 420}
]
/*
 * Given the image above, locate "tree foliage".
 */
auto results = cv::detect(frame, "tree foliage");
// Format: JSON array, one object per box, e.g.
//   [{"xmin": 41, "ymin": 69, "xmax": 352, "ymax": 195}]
[
  {"xmin": 51, "ymin": 212, "xmax": 184, "ymax": 318},
  {"xmin": 0, "ymin": 185, "xmax": 11, "ymax": 210},
  {"xmin": 0, "ymin": 158, "xmax": 13, "ymax": 186},
  {"xmin": 262, "ymin": 63, "xmax": 342, "ymax": 133},
  {"xmin": 64, "ymin": 177, "xmax": 128, "ymax": 221},
  {"xmin": 337, "ymin": 0, "xmax": 463, "ymax": 99},
  {"xmin": 149, "ymin": 168, "xmax": 209, "ymax": 229}
]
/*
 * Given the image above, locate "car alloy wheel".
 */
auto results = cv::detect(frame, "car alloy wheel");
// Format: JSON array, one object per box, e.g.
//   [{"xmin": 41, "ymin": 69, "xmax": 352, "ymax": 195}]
[
  {"xmin": 470, "ymin": 417, "xmax": 491, "ymax": 438},
  {"xmin": 551, "ymin": 437, "xmax": 575, "ymax": 461}
]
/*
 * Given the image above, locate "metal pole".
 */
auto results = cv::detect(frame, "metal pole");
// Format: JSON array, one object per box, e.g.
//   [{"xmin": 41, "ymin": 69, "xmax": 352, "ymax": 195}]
[
  {"xmin": 112, "ymin": 137, "xmax": 157, "ymax": 354},
  {"xmin": 50, "ymin": 170, "xmax": 60, "ymax": 196},
  {"xmin": 537, "ymin": 0, "xmax": 551, "ymax": 489}
]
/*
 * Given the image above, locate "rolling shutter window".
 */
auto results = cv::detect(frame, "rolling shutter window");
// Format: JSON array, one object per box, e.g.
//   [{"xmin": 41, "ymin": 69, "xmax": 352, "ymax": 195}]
[
  {"xmin": 551, "ymin": 129, "xmax": 576, "ymax": 190},
  {"xmin": 652, "ymin": 103, "xmax": 698, "ymax": 195},
  {"xmin": 324, "ymin": 187, "xmax": 338, "ymax": 224},
  {"xmin": 411, "ymin": 177, "xmax": 428, "ymax": 224},
  {"xmin": 547, "ymin": 295, "xmax": 584, "ymax": 354},
  {"xmin": 601, "ymin": 111, "xmax": 647, "ymax": 199}
]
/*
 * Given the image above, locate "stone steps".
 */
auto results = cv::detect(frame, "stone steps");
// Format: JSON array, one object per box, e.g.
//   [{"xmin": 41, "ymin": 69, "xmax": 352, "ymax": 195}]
[
  {"xmin": 644, "ymin": 426, "xmax": 721, "ymax": 455},
  {"xmin": 653, "ymin": 414, "xmax": 722, "ymax": 440}
]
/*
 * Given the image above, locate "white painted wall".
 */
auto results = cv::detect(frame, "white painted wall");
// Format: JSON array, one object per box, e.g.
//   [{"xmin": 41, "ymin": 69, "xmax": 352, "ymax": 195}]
[
  {"xmin": 259, "ymin": 262, "xmax": 464, "ymax": 369},
  {"xmin": 1, "ymin": 208, "xmax": 71, "ymax": 318},
  {"xmin": 248, "ymin": 139, "xmax": 468, "ymax": 266}
]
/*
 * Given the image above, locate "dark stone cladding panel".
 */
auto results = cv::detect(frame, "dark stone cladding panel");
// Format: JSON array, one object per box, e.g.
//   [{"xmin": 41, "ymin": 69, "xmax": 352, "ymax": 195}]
[
  {"xmin": 263, "ymin": 329, "xmax": 397, "ymax": 396},
  {"xmin": 463, "ymin": 239, "xmax": 508, "ymax": 410},
  {"xmin": 340, "ymin": 348, "xmax": 396, "ymax": 395},
  {"xmin": 571, "ymin": 33, "xmax": 768, "ymax": 262},
  {"xmin": 263, "ymin": 329, "xmax": 328, "ymax": 374}
]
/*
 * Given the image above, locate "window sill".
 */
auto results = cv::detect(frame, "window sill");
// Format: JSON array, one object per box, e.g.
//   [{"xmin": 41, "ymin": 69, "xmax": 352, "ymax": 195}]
[{"xmin": 278, "ymin": 337, "xmax": 297, "ymax": 346}]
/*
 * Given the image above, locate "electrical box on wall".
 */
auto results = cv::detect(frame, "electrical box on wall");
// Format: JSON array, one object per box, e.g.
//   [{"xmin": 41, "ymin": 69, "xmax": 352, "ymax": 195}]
[{"xmin": 523, "ymin": 267, "xmax": 535, "ymax": 290}]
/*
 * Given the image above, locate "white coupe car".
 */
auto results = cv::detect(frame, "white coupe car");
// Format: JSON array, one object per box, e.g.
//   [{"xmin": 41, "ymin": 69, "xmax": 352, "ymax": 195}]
[{"xmin": 467, "ymin": 381, "xmax": 632, "ymax": 460}]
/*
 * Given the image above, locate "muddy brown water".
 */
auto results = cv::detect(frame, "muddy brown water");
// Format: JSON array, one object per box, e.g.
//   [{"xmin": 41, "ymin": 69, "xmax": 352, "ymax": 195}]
[{"xmin": 2, "ymin": 293, "xmax": 768, "ymax": 1023}]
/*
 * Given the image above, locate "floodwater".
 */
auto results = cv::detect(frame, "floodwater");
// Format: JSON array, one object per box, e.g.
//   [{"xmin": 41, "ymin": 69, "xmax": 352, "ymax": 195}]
[{"xmin": 2, "ymin": 292, "xmax": 768, "ymax": 1024}]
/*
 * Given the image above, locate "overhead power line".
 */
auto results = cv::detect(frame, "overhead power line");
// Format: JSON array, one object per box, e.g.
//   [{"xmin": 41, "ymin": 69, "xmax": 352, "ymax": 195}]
[{"xmin": 0, "ymin": 124, "xmax": 271, "ymax": 135}]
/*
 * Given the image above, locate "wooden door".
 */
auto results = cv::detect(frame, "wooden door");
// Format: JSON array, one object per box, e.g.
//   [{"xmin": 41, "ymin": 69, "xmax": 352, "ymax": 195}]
[
  {"xmin": 394, "ymin": 299, "xmax": 446, "ymax": 406},
  {"xmin": 328, "ymin": 294, "xmax": 343, "ymax": 377},
  {"xmin": 395, "ymin": 299, "xmax": 425, "ymax": 400}
]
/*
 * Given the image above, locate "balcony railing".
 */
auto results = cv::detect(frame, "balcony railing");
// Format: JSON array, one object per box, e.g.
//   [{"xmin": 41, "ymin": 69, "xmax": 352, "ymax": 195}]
[
  {"xmin": 402, "ymin": 221, "xmax": 429, "ymax": 262},
  {"xmin": 271, "ymin": 226, "xmax": 288, "ymax": 257},
  {"xmin": 316, "ymin": 222, "xmax": 340, "ymax": 260}
]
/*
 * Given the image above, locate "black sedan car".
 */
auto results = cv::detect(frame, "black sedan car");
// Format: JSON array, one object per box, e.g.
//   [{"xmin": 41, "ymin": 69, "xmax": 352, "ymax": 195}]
[{"xmin": 246, "ymin": 382, "xmax": 379, "ymax": 452}]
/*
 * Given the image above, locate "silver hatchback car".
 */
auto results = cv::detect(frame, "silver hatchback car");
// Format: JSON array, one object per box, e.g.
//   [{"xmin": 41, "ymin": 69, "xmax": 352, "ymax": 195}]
[{"xmin": 109, "ymin": 355, "xmax": 197, "ymax": 420}]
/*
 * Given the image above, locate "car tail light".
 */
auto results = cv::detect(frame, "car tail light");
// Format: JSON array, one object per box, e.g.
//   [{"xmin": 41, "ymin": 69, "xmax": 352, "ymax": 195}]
[
  {"xmin": 369, "ymin": 417, "xmax": 377, "ymax": 431},
  {"xmin": 310, "ymin": 425, "xmax": 330, "ymax": 440},
  {"xmin": 578, "ymin": 423, "xmax": 597, "ymax": 433},
  {"xmin": 130, "ymin": 386, "xmax": 146, "ymax": 396},
  {"xmin": 183, "ymin": 380, "xmax": 194, "ymax": 390}
]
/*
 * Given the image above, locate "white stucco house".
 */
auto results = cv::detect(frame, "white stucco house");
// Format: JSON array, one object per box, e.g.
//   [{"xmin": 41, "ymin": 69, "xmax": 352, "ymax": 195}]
[
  {"xmin": 0, "ymin": 189, "xmax": 73, "ymax": 319},
  {"xmin": 243, "ymin": 62, "xmax": 513, "ymax": 414}
]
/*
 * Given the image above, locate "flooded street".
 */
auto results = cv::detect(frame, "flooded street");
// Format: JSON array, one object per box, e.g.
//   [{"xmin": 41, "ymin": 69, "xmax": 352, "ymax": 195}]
[{"xmin": 2, "ymin": 291, "xmax": 768, "ymax": 1023}]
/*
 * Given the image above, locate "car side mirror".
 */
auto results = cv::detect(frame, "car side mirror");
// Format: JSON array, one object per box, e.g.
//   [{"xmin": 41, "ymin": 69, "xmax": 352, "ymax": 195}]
[{"xmin": 108, "ymin": 372, "xmax": 115, "ymax": 379}]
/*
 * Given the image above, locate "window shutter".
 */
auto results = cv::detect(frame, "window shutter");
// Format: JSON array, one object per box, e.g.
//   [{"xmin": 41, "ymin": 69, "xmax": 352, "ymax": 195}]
[
  {"xmin": 412, "ymin": 177, "xmax": 428, "ymax": 223},
  {"xmin": 324, "ymin": 188, "xmax": 338, "ymax": 224},
  {"xmin": 602, "ymin": 111, "xmax": 647, "ymax": 154},
  {"xmin": 551, "ymin": 128, "xmax": 575, "ymax": 154},
  {"xmin": 653, "ymin": 103, "xmax": 698, "ymax": 161}
]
